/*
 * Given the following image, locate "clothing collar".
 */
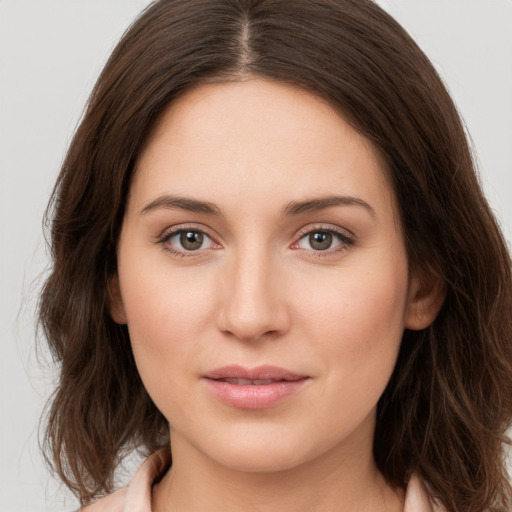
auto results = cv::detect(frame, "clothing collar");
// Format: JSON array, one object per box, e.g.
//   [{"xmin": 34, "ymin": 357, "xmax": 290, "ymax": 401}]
[{"xmin": 82, "ymin": 449, "xmax": 440, "ymax": 512}]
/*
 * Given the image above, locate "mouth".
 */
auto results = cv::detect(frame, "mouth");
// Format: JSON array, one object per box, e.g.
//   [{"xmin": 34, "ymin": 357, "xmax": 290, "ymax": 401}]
[
  {"xmin": 203, "ymin": 364, "xmax": 308, "ymax": 382},
  {"xmin": 216, "ymin": 378, "xmax": 291, "ymax": 385},
  {"xmin": 202, "ymin": 365, "xmax": 310, "ymax": 409}
]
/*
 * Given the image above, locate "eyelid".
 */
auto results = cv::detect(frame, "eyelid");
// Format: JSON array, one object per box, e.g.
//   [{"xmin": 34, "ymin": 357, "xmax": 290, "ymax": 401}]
[
  {"xmin": 293, "ymin": 223, "xmax": 355, "ymax": 243},
  {"xmin": 155, "ymin": 222, "xmax": 355, "ymax": 258},
  {"xmin": 290, "ymin": 224, "xmax": 356, "ymax": 254},
  {"xmin": 157, "ymin": 224, "xmax": 222, "ymax": 255}
]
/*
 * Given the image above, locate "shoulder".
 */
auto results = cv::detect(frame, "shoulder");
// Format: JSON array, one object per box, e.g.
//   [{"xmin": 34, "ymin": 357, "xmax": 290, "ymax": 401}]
[
  {"xmin": 404, "ymin": 474, "xmax": 445, "ymax": 512},
  {"xmin": 80, "ymin": 485, "xmax": 128, "ymax": 512},
  {"xmin": 80, "ymin": 449, "xmax": 171, "ymax": 512}
]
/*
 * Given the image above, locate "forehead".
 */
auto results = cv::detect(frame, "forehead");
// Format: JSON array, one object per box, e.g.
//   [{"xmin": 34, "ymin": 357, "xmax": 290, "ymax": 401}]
[{"xmin": 130, "ymin": 79, "xmax": 394, "ymax": 217}]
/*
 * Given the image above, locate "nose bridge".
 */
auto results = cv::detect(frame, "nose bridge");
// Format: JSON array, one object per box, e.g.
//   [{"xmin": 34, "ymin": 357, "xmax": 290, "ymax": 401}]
[{"xmin": 218, "ymin": 242, "xmax": 288, "ymax": 342}]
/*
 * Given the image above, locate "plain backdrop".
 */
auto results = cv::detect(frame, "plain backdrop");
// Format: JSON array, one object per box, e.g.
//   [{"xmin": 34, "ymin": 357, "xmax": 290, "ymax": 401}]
[{"xmin": 1, "ymin": 1, "xmax": 511, "ymax": 511}]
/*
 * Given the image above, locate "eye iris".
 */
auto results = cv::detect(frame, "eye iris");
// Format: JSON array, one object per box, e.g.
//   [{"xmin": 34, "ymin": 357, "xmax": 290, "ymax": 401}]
[
  {"xmin": 309, "ymin": 231, "xmax": 332, "ymax": 250},
  {"xmin": 180, "ymin": 231, "xmax": 204, "ymax": 250}
]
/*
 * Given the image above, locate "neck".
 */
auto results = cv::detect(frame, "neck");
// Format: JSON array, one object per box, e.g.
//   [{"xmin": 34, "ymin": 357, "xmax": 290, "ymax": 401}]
[{"xmin": 152, "ymin": 426, "xmax": 404, "ymax": 512}]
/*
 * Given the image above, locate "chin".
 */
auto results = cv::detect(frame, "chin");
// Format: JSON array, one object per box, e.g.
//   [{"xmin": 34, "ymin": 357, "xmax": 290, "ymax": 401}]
[
  {"xmin": 193, "ymin": 423, "xmax": 327, "ymax": 474},
  {"xmin": 212, "ymin": 444, "xmax": 309, "ymax": 474}
]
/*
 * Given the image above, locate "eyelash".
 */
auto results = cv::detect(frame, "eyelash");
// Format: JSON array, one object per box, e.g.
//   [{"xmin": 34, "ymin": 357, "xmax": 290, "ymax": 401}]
[
  {"xmin": 157, "ymin": 224, "xmax": 355, "ymax": 258},
  {"xmin": 292, "ymin": 226, "xmax": 355, "ymax": 258},
  {"xmin": 157, "ymin": 224, "xmax": 218, "ymax": 258}
]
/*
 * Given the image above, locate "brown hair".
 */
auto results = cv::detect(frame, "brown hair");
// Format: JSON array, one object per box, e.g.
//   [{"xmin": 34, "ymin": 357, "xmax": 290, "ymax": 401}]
[{"xmin": 39, "ymin": 0, "xmax": 512, "ymax": 510}]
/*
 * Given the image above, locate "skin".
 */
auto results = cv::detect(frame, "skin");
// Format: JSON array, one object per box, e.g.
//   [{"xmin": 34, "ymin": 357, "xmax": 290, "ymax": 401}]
[{"xmin": 111, "ymin": 79, "xmax": 442, "ymax": 511}]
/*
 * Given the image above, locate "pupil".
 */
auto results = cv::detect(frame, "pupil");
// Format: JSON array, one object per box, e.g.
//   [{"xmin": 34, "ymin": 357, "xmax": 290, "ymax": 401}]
[
  {"xmin": 180, "ymin": 231, "xmax": 203, "ymax": 250},
  {"xmin": 310, "ymin": 232, "xmax": 332, "ymax": 251}
]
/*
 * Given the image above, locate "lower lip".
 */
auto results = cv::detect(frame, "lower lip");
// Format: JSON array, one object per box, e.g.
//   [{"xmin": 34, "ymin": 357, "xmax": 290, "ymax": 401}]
[{"xmin": 203, "ymin": 378, "xmax": 309, "ymax": 409}]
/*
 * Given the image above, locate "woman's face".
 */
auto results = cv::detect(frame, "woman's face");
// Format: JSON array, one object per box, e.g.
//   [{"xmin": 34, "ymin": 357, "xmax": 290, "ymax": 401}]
[{"xmin": 113, "ymin": 79, "xmax": 429, "ymax": 473}]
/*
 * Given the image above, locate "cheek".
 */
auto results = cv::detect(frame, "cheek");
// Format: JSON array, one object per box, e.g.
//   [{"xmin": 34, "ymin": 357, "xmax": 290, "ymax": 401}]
[
  {"xmin": 122, "ymin": 273, "xmax": 204, "ymax": 341},
  {"xmin": 295, "ymin": 251, "xmax": 409, "ymax": 387},
  {"xmin": 117, "ymin": 256, "xmax": 216, "ymax": 405}
]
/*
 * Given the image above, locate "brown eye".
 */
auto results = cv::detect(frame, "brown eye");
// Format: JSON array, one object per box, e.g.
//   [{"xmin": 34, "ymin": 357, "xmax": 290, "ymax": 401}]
[
  {"xmin": 294, "ymin": 228, "xmax": 352, "ymax": 253},
  {"xmin": 179, "ymin": 231, "xmax": 204, "ymax": 250},
  {"xmin": 308, "ymin": 231, "xmax": 334, "ymax": 251},
  {"xmin": 163, "ymin": 229, "xmax": 214, "ymax": 253}
]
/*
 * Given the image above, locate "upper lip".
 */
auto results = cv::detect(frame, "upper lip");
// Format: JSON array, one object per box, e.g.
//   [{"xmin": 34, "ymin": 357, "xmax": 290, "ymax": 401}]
[{"xmin": 203, "ymin": 365, "xmax": 308, "ymax": 382}]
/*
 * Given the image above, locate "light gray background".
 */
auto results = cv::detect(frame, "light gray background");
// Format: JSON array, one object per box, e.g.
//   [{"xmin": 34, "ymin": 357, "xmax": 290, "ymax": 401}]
[{"xmin": 1, "ymin": 1, "xmax": 511, "ymax": 511}]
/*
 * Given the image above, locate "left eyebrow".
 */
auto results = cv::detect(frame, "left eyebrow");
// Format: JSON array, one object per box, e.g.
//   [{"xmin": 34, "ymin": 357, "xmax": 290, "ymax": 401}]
[
  {"xmin": 140, "ymin": 195, "xmax": 223, "ymax": 217},
  {"xmin": 283, "ymin": 196, "xmax": 376, "ymax": 218}
]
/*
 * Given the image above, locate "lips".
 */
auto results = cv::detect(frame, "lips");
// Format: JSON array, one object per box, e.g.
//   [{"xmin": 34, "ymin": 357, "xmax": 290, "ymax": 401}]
[
  {"xmin": 203, "ymin": 364, "xmax": 307, "ymax": 382},
  {"xmin": 202, "ymin": 365, "xmax": 309, "ymax": 409},
  {"xmin": 219, "ymin": 378, "xmax": 278, "ymax": 385}
]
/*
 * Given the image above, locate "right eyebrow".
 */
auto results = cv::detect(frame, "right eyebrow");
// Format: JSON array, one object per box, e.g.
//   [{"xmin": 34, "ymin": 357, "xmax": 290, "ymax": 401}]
[
  {"xmin": 140, "ymin": 195, "xmax": 223, "ymax": 217},
  {"xmin": 282, "ymin": 195, "xmax": 376, "ymax": 218}
]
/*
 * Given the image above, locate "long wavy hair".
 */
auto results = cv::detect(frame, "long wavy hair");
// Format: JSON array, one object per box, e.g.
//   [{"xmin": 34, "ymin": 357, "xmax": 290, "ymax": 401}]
[{"xmin": 39, "ymin": 0, "xmax": 512, "ymax": 510}]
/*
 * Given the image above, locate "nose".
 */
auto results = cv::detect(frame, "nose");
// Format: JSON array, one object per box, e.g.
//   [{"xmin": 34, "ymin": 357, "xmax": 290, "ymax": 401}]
[{"xmin": 216, "ymin": 246, "xmax": 291, "ymax": 342}]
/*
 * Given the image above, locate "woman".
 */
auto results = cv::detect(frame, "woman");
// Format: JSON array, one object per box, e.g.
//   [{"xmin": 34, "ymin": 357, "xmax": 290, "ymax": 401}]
[{"xmin": 39, "ymin": 1, "xmax": 512, "ymax": 511}]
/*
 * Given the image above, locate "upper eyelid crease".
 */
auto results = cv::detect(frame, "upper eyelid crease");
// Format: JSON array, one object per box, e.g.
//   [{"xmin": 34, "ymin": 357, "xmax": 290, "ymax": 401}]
[
  {"xmin": 158, "ymin": 226, "xmax": 216, "ymax": 244},
  {"xmin": 295, "ymin": 223, "xmax": 355, "ymax": 239},
  {"xmin": 295, "ymin": 227, "xmax": 355, "ymax": 247},
  {"xmin": 140, "ymin": 194, "xmax": 374, "ymax": 219}
]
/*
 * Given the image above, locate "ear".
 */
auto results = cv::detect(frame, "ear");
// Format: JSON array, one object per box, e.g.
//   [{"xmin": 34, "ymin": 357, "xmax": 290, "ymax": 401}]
[
  {"xmin": 107, "ymin": 274, "xmax": 127, "ymax": 324},
  {"xmin": 404, "ymin": 270, "xmax": 446, "ymax": 330}
]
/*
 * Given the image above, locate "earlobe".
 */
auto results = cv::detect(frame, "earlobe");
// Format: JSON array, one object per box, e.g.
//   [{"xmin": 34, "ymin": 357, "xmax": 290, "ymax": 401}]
[
  {"xmin": 107, "ymin": 274, "xmax": 127, "ymax": 324},
  {"xmin": 404, "ymin": 271, "xmax": 446, "ymax": 331}
]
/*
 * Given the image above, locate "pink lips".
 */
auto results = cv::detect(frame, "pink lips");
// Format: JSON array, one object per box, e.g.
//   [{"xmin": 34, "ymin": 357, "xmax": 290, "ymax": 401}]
[{"xmin": 202, "ymin": 365, "xmax": 309, "ymax": 409}]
